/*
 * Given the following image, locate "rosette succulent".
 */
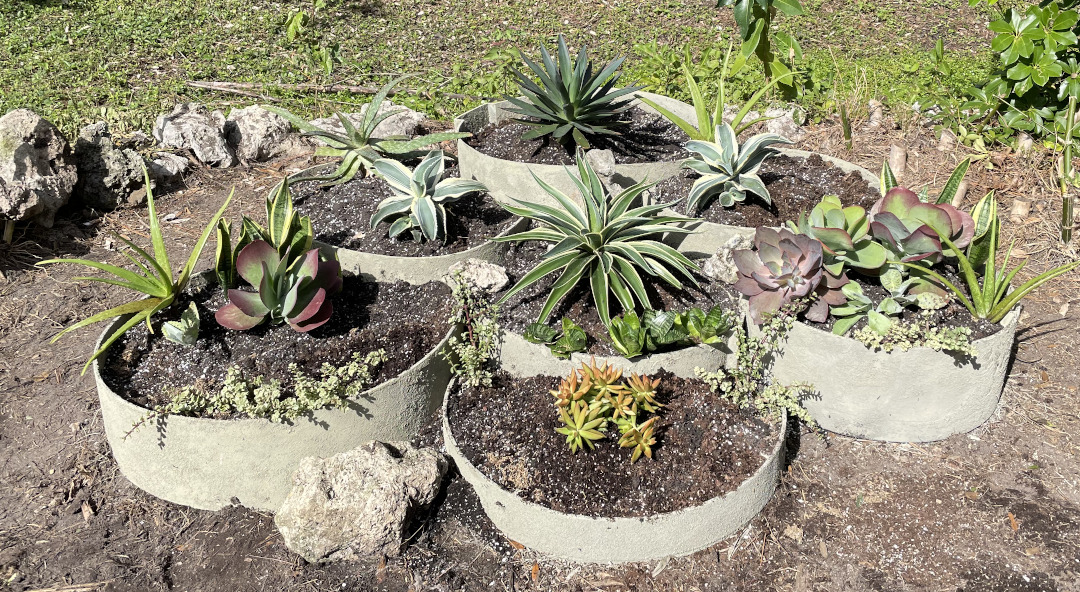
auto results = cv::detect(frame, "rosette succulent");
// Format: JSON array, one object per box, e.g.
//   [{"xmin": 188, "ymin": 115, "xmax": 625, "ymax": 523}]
[
  {"xmin": 683, "ymin": 122, "xmax": 790, "ymax": 214},
  {"xmin": 505, "ymin": 34, "xmax": 641, "ymax": 150},
  {"xmin": 733, "ymin": 227, "xmax": 848, "ymax": 325},
  {"xmin": 369, "ymin": 150, "xmax": 488, "ymax": 242},
  {"xmin": 788, "ymin": 194, "xmax": 887, "ymax": 276},
  {"xmin": 216, "ymin": 240, "xmax": 342, "ymax": 333},
  {"xmin": 869, "ymin": 187, "xmax": 975, "ymax": 265}
]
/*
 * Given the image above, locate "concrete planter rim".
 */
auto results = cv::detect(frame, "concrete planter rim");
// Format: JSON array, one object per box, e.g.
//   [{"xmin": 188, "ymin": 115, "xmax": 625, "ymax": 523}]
[
  {"xmin": 443, "ymin": 335, "xmax": 786, "ymax": 563},
  {"xmin": 91, "ymin": 287, "xmax": 457, "ymax": 511}
]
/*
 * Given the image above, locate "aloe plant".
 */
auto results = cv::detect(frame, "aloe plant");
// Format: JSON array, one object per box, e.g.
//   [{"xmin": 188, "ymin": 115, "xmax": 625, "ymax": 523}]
[
  {"xmin": 683, "ymin": 122, "xmax": 790, "ymax": 213},
  {"xmin": 494, "ymin": 150, "xmax": 699, "ymax": 326},
  {"xmin": 266, "ymin": 76, "xmax": 470, "ymax": 185},
  {"xmin": 38, "ymin": 169, "xmax": 232, "ymax": 373},
  {"xmin": 369, "ymin": 150, "xmax": 487, "ymax": 242},
  {"xmin": 215, "ymin": 240, "xmax": 342, "ymax": 332},
  {"xmin": 505, "ymin": 34, "xmax": 641, "ymax": 150}
]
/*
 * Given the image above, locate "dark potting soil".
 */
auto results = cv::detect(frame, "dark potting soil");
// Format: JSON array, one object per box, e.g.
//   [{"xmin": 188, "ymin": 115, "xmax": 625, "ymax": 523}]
[
  {"xmin": 291, "ymin": 167, "xmax": 517, "ymax": 256},
  {"xmin": 100, "ymin": 277, "xmax": 453, "ymax": 414},
  {"xmin": 447, "ymin": 370, "xmax": 778, "ymax": 518},
  {"xmin": 801, "ymin": 268, "xmax": 1003, "ymax": 341},
  {"xmin": 466, "ymin": 106, "xmax": 690, "ymax": 166},
  {"xmin": 649, "ymin": 154, "xmax": 879, "ymax": 228},
  {"xmin": 499, "ymin": 241, "xmax": 739, "ymax": 356}
]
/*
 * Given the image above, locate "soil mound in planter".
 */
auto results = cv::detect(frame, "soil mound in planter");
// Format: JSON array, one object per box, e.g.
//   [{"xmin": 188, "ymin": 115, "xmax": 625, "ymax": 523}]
[
  {"xmin": 466, "ymin": 107, "xmax": 690, "ymax": 166},
  {"xmin": 499, "ymin": 242, "xmax": 739, "ymax": 357},
  {"xmin": 650, "ymin": 154, "xmax": 878, "ymax": 228},
  {"xmin": 447, "ymin": 370, "xmax": 778, "ymax": 518},
  {"xmin": 292, "ymin": 168, "xmax": 517, "ymax": 257},
  {"xmin": 102, "ymin": 277, "xmax": 452, "ymax": 413}
]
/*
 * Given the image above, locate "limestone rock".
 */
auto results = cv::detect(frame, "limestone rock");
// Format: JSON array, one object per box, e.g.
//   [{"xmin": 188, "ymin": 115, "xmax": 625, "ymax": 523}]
[
  {"xmin": 0, "ymin": 109, "xmax": 78, "ymax": 227},
  {"xmin": 73, "ymin": 122, "xmax": 147, "ymax": 210},
  {"xmin": 275, "ymin": 442, "xmax": 447, "ymax": 563},
  {"xmin": 763, "ymin": 107, "xmax": 804, "ymax": 143},
  {"xmin": 447, "ymin": 259, "xmax": 509, "ymax": 294},
  {"xmin": 308, "ymin": 101, "xmax": 424, "ymax": 142},
  {"xmin": 152, "ymin": 103, "xmax": 236, "ymax": 167},
  {"xmin": 149, "ymin": 152, "xmax": 190, "ymax": 182},
  {"xmin": 701, "ymin": 233, "xmax": 754, "ymax": 284},
  {"xmin": 225, "ymin": 106, "xmax": 291, "ymax": 162}
]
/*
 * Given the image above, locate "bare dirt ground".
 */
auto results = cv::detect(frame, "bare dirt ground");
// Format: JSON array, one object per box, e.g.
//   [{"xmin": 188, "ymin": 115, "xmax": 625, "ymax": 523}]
[{"xmin": 2, "ymin": 117, "xmax": 1080, "ymax": 592}]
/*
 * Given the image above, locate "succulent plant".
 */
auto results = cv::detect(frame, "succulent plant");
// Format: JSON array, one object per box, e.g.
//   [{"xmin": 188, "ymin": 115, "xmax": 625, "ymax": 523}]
[
  {"xmin": 265, "ymin": 76, "xmax": 470, "ymax": 185},
  {"xmin": 733, "ymin": 227, "xmax": 848, "ymax": 325},
  {"xmin": 369, "ymin": 150, "xmax": 488, "ymax": 242},
  {"xmin": 162, "ymin": 302, "xmax": 200, "ymax": 346},
  {"xmin": 215, "ymin": 240, "xmax": 342, "ymax": 332},
  {"xmin": 551, "ymin": 359, "xmax": 663, "ymax": 461},
  {"xmin": 787, "ymin": 194, "xmax": 888, "ymax": 276},
  {"xmin": 505, "ymin": 34, "xmax": 641, "ymax": 150},
  {"xmin": 495, "ymin": 150, "xmax": 699, "ymax": 326},
  {"xmin": 216, "ymin": 179, "xmax": 312, "ymax": 290},
  {"xmin": 682, "ymin": 122, "xmax": 791, "ymax": 214},
  {"xmin": 869, "ymin": 187, "xmax": 975, "ymax": 265},
  {"xmin": 523, "ymin": 317, "xmax": 587, "ymax": 359}
]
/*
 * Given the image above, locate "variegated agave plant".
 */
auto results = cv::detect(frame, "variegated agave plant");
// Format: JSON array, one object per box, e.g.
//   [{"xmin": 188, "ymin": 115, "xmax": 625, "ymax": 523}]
[
  {"xmin": 369, "ymin": 150, "xmax": 487, "ymax": 242},
  {"xmin": 495, "ymin": 150, "xmax": 699, "ymax": 326},
  {"xmin": 682, "ymin": 122, "xmax": 790, "ymax": 214}
]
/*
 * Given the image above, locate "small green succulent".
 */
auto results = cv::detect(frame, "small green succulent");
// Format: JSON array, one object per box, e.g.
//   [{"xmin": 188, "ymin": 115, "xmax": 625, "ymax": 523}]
[
  {"xmin": 369, "ymin": 150, "xmax": 488, "ymax": 242},
  {"xmin": 495, "ymin": 150, "xmax": 699, "ymax": 326},
  {"xmin": 683, "ymin": 122, "xmax": 791, "ymax": 213},
  {"xmin": 523, "ymin": 317, "xmax": 587, "ymax": 360},
  {"xmin": 266, "ymin": 76, "xmax": 470, "ymax": 185},
  {"xmin": 505, "ymin": 34, "xmax": 641, "ymax": 150},
  {"xmin": 216, "ymin": 179, "xmax": 312, "ymax": 290}
]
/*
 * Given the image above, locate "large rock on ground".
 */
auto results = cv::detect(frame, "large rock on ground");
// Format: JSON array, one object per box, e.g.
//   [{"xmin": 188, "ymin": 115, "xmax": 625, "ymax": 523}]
[
  {"xmin": 447, "ymin": 259, "xmax": 509, "ymax": 294},
  {"xmin": 275, "ymin": 442, "xmax": 447, "ymax": 563},
  {"xmin": 152, "ymin": 103, "xmax": 236, "ymax": 167},
  {"xmin": 308, "ymin": 101, "xmax": 424, "ymax": 141},
  {"xmin": 0, "ymin": 109, "xmax": 78, "ymax": 227},
  {"xmin": 225, "ymin": 105, "xmax": 291, "ymax": 162},
  {"xmin": 73, "ymin": 122, "xmax": 148, "ymax": 210}
]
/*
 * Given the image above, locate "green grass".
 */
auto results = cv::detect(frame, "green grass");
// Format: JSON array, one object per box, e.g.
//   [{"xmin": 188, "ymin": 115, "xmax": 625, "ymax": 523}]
[{"xmin": 0, "ymin": 0, "xmax": 996, "ymax": 140}]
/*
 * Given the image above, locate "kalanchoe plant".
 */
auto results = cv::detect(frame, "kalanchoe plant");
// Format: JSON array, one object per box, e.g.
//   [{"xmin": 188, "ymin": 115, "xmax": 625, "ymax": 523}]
[
  {"xmin": 787, "ymin": 194, "xmax": 887, "ymax": 277},
  {"xmin": 869, "ymin": 186, "xmax": 975, "ymax": 266},
  {"xmin": 216, "ymin": 179, "xmax": 312, "ymax": 290},
  {"xmin": 215, "ymin": 240, "xmax": 342, "ymax": 332},
  {"xmin": 733, "ymin": 227, "xmax": 848, "ymax": 325},
  {"xmin": 523, "ymin": 317, "xmax": 588, "ymax": 360},
  {"xmin": 265, "ymin": 76, "xmax": 470, "ymax": 185},
  {"xmin": 38, "ymin": 170, "xmax": 232, "ymax": 373},
  {"xmin": 552, "ymin": 359, "xmax": 663, "ymax": 462},
  {"xmin": 494, "ymin": 150, "xmax": 699, "ymax": 326},
  {"xmin": 505, "ymin": 34, "xmax": 641, "ymax": 150},
  {"xmin": 683, "ymin": 123, "xmax": 791, "ymax": 213},
  {"xmin": 369, "ymin": 150, "xmax": 487, "ymax": 242},
  {"xmin": 897, "ymin": 192, "xmax": 1080, "ymax": 323}
]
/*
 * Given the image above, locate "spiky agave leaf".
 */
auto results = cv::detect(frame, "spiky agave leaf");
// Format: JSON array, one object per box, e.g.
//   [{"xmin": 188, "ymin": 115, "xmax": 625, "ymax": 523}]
[
  {"xmin": 683, "ymin": 122, "xmax": 790, "ymax": 214},
  {"xmin": 494, "ymin": 149, "xmax": 699, "ymax": 326}
]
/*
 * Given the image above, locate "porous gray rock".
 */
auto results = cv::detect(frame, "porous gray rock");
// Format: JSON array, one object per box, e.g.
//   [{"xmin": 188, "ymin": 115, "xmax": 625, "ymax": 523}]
[
  {"xmin": 763, "ymin": 107, "xmax": 804, "ymax": 142},
  {"xmin": 275, "ymin": 442, "xmax": 447, "ymax": 563},
  {"xmin": 149, "ymin": 152, "xmax": 190, "ymax": 182},
  {"xmin": 152, "ymin": 103, "xmax": 236, "ymax": 167},
  {"xmin": 73, "ymin": 122, "xmax": 147, "ymax": 210},
  {"xmin": 308, "ymin": 101, "xmax": 424, "ymax": 141},
  {"xmin": 702, "ymin": 234, "xmax": 754, "ymax": 284},
  {"xmin": 447, "ymin": 259, "xmax": 509, "ymax": 294},
  {"xmin": 225, "ymin": 106, "xmax": 291, "ymax": 162},
  {"xmin": 0, "ymin": 109, "xmax": 78, "ymax": 227}
]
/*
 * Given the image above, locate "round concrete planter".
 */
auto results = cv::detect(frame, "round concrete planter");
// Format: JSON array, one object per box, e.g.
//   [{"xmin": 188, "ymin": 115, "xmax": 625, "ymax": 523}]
[
  {"xmin": 767, "ymin": 307, "xmax": 1021, "ymax": 442},
  {"xmin": 93, "ymin": 317, "xmax": 456, "ymax": 512},
  {"xmin": 454, "ymin": 92, "xmax": 695, "ymax": 207},
  {"xmin": 442, "ymin": 345, "xmax": 786, "ymax": 562},
  {"xmin": 318, "ymin": 217, "xmax": 529, "ymax": 284},
  {"xmin": 668, "ymin": 148, "xmax": 881, "ymax": 258}
]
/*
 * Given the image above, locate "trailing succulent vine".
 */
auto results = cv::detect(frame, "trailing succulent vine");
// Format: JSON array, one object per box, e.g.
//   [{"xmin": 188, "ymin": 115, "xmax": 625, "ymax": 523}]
[
  {"xmin": 552, "ymin": 359, "xmax": 662, "ymax": 462},
  {"xmin": 696, "ymin": 302, "xmax": 815, "ymax": 427},
  {"xmin": 444, "ymin": 270, "xmax": 501, "ymax": 387},
  {"xmin": 128, "ymin": 349, "xmax": 387, "ymax": 435},
  {"xmin": 852, "ymin": 313, "xmax": 976, "ymax": 356}
]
